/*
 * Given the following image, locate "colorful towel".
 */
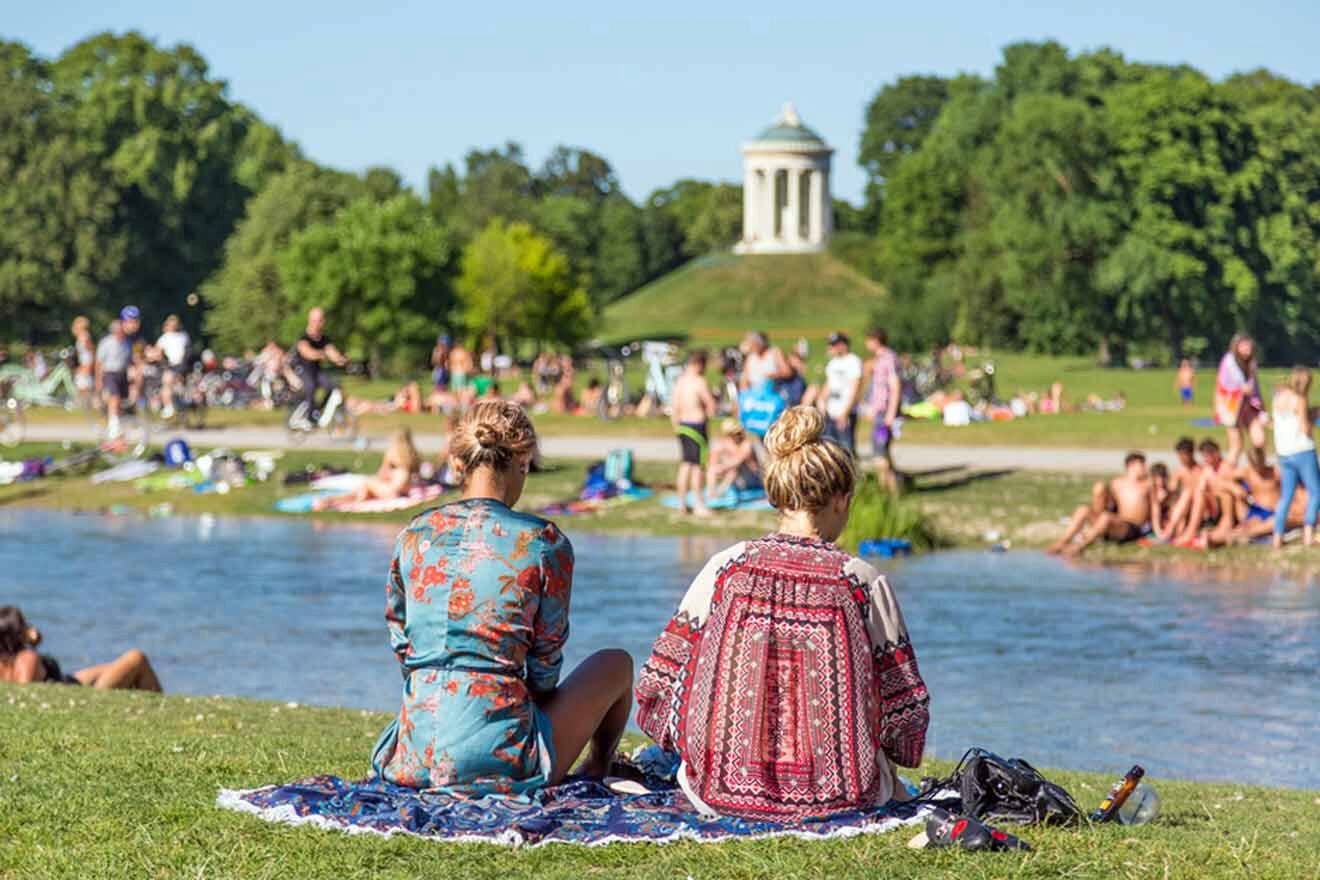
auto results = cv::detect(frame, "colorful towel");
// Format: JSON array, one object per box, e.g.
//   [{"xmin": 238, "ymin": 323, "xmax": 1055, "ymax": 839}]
[
  {"xmin": 541, "ymin": 487, "xmax": 654, "ymax": 516},
  {"xmin": 274, "ymin": 484, "xmax": 446, "ymax": 514},
  {"xmin": 660, "ymin": 488, "xmax": 773, "ymax": 512},
  {"xmin": 217, "ymin": 775, "xmax": 925, "ymax": 848}
]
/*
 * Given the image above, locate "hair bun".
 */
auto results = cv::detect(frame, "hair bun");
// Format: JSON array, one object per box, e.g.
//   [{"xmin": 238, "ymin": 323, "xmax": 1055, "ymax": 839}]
[
  {"xmin": 764, "ymin": 406, "xmax": 824, "ymax": 460},
  {"xmin": 473, "ymin": 423, "xmax": 501, "ymax": 449}
]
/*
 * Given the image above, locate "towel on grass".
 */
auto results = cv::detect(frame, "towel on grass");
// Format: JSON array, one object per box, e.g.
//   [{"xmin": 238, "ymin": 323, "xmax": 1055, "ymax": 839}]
[
  {"xmin": 541, "ymin": 487, "xmax": 654, "ymax": 516},
  {"xmin": 275, "ymin": 484, "xmax": 446, "ymax": 514},
  {"xmin": 660, "ymin": 488, "xmax": 773, "ymax": 512},
  {"xmin": 217, "ymin": 774, "xmax": 925, "ymax": 848}
]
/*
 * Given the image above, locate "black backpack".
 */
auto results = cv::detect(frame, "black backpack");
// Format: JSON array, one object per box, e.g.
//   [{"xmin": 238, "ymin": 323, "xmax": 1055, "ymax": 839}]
[{"xmin": 918, "ymin": 748, "xmax": 1082, "ymax": 826}]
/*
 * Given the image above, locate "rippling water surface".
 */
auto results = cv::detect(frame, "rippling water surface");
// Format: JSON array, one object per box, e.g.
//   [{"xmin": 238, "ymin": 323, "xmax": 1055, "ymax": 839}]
[{"xmin": 4, "ymin": 508, "xmax": 1316, "ymax": 787}]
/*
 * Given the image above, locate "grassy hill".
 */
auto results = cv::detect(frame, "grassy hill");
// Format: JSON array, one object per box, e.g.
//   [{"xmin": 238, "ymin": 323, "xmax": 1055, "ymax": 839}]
[{"xmin": 600, "ymin": 251, "xmax": 886, "ymax": 345}]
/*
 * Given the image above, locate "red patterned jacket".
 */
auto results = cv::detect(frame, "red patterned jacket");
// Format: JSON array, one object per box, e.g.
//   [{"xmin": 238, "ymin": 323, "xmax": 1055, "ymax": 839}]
[{"xmin": 635, "ymin": 534, "xmax": 929, "ymax": 821}]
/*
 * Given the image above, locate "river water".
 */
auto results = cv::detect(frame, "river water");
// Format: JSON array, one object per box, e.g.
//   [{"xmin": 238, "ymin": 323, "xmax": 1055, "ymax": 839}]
[{"xmin": 3, "ymin": 508, "xmax": 1316, "ymax": 788}]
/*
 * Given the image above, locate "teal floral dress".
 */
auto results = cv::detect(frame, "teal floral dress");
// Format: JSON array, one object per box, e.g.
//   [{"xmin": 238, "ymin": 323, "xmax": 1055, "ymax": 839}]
[{"xmin": 370, "ymin": 497, "xmax": 574, "ymax": 795}]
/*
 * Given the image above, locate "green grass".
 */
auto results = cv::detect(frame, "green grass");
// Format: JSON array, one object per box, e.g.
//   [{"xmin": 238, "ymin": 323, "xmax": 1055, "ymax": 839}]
[
  {"xmin": 600, "ymin": 252, "xmax": 886, "ymax": 345},
  {"xmin": 839, "ymin": 475, "xmax": 940, "ymax": 553},
  {"xmin": 2, "ymin": 685, "xmax": 1315, "ymax": 879}
]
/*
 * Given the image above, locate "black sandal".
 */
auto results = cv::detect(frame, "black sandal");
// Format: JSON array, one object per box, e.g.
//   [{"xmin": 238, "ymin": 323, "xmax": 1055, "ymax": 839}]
[{"xmin": 924, "ymin": 807, "xmax": 1032, "ymax": 852}]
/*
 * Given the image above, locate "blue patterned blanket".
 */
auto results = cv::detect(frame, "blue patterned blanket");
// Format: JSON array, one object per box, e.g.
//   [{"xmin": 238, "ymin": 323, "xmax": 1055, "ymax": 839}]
[{"xmin": 217, "ymin": 775, "xmax": 926, "ymax": 848}]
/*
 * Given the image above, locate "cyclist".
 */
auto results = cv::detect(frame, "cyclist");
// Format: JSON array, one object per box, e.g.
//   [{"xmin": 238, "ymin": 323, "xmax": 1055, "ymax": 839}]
[{"xmin": 289, "ymin": 307, "xmax": 348, "ymax": 428}]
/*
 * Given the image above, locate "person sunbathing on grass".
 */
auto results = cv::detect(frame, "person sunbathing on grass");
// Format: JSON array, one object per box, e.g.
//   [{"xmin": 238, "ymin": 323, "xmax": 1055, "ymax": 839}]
[
  {"xmin": 1047, "ymin": 452, "xmax": 1153, "ymax": 557},
  {"xmin": 0, "ymin": 606, "xmax": 162, "ymax": 692},
  {"xmin": 313, "ymin": 429, "xmax": 420, "ymax": 511}
]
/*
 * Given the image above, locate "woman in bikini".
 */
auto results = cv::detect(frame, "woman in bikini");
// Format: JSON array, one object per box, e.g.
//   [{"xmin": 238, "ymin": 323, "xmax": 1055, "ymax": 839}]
[{"xmin": 0, "ymin": 606, "xmax": 162, "ymax": 691}]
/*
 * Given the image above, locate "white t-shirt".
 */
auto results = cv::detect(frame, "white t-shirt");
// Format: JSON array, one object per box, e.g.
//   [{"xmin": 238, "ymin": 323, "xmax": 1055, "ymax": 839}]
[
  {"xmin": 824, "ymin": 353, "xmax": 863, "ymax": 419},
  {"xmin": 157, "ymin": 331, "xmax": 191, "ymax": 367}
]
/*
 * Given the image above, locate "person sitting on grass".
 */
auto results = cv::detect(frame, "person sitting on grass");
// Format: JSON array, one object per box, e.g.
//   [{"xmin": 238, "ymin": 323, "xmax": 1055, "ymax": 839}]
[
  {"xmin": 636, "ymin": 406, "xmax": 929, "ymax": 820},
  {"xmin": 1193, "ymin": 447, "xmax": 1293, "ymax": 547},
  {"xmin": 1047, "ymin": 452, "xmax": 1153, "ymax": 556},
  {"xmin": 313, "ymin": 429, "xmax": 421, "ymax": 511},
  {"xmin": 371, "ymin": 401, "xmax": 633, "ymax": 794},
  {"xmin": 1176, "ymin": 439, "xmax": 1233, "ymax": 545},
  {"xmin": 1154, "ymin": 437, "xmax": 1203, "ymax": 540},
  {"xmin": 0, "ymin": 606, "xmax": 162, "ymax": 692},
  {"xmin": 705, "ymin": 418, "xmax": 762, "ymax": 501},
  {"xmin": 1149, "ymin": 463, "xmax": 1174, "ymax": 538}
]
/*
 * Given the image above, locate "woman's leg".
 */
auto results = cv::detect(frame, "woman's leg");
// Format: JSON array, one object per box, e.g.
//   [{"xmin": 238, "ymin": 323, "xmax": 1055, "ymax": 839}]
[
  {"xmin": 1247, "ymin": 415, "xmax": 1268, "ymax": 458},
  {"xmin": 76, "ymin": 649, "xmax": 162, "ymax": 692},
  {"xmin": 1275, "ymin": 455, "xmax": 1300, "ymax": 547},
  {"xmin": 1224, "ymin": 427, "xmax": 1243, "ymax": 469},
  {"xmin": 1300, "ymin": 452, "xmax": 1320, "ymax": 546},
  {"xmin": 538, "ymin": 649, "xmax": 633, "ymax": 783}
]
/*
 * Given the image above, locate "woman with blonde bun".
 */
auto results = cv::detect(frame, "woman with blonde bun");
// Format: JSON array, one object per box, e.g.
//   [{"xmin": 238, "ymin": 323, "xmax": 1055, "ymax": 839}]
[
  {"xmin": 372, "ymin": 400, "xmax": 634, "ymax": 795},
  {"xmin": 636, "ymin": 406, "xmax": 929, "ymax": 821}
]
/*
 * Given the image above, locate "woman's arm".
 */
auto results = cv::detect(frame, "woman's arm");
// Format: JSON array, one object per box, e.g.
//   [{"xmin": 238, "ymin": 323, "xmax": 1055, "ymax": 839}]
[
  {"xmin": 384, "ymin": 538, "xmax": 411, "ymax": 676},
  {"xmin": 859, "ymin": 567, "xmax": 930, "ymax": 768},
  {"xmin": 527, "ymin": 530, "xmax": 573, "ymax": 698}
]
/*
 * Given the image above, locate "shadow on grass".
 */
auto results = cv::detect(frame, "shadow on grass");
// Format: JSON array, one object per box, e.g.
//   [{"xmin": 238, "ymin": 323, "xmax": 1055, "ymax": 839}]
[
  {"xmin": 909, "ymin": 468, "xmax": 1018, "ymax": 495},
  {"xmin": 0, "ymin": 485, "xmax": 50, "ymax": 506}
]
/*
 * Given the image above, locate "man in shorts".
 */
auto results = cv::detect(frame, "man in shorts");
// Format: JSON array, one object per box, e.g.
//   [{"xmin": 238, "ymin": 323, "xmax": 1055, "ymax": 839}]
[
  {"xmin": 671, "ymin": 350, "xmax": 717, "ymax": 517},
  {"xmin": 864, "ymin": 327, "xmax": 902, "ymax": 492},
  {"xmin": 1047, "ymin": 452, "xmax": 1154, "ymax": 556},
  {"xmin": 822, "ymin": 332, "xmax": 863, "ymax": 455},
  {"xmin": 95, "ymin": 319, "xmax": 132, "ymax": 439}
]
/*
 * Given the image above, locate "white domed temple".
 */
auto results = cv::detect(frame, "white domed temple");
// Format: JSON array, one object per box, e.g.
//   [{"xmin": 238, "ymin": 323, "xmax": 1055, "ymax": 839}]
[{"xmin": 735, "ymin": 103, "xmax": 834, "ymax": 254}]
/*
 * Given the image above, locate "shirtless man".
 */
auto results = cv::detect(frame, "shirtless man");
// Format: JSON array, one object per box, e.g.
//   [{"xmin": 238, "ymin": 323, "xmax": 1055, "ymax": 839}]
[
  {"xmin": 1204, "ymin": 447, "xmax": 1292, "ymax": 547},
  {"xmin": 1177, "ymin": 438, "xmax": 1233, "ymax": 544},
  {"xmin": 1048, "ymin": 452, "xmax": 1153, "ymax": 557},
  {"xmin": 671, "ymin": 350, "xmax": 717, "ymax": 517},
  {"xmin": 1156, "ymin": 437, "xmax": 1202, "ymax": 540}
]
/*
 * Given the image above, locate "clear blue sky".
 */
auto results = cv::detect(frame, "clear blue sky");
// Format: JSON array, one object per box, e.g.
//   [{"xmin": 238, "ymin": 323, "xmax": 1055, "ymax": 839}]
[{"xmin": 9, "ymin": 1, "xmax": 1319, "ymax": 204}]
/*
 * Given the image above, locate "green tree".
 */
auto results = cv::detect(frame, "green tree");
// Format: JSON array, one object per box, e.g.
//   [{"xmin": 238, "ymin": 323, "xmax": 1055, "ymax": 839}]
[
  {"xmin": 858, "ymin": 75, "xmax": 952, "ymax": 225},
  {"xmin": 456, "ymin": 220, "xmax": 593, "ymax": 349},
  {"xmin": 203, "ymin": 163, "xmax": 366, "ymax": 351},
  {"xmin": 647, "ymin": 180, "xmax": 743, "ymax": 257},
  {"xmin": 456, "ymin": 143, "xmax": 537, "ymax": 234},
  {"xmin": 278, "ymin": 194, "xmax": 457, "ymax": 370},
  {"xmin": 537, "ymin": 147, "xmax": 619, "ymax": 202}
]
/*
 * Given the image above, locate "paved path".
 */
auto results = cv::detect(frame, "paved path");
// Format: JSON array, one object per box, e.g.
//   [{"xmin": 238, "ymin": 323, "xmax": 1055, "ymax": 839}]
[{"xmin": 21, "ymin": 421, "xmax": 1177, "ymax": 474}]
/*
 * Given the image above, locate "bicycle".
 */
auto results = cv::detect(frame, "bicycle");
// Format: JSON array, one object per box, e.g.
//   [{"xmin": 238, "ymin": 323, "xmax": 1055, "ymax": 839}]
[
  {"xmin": 286, "ymin": 379, "xmax": 358, "ymax": 445},
  {"xmin": 0, "ymin": 376, "xmax": 25, "ymax": 447}
]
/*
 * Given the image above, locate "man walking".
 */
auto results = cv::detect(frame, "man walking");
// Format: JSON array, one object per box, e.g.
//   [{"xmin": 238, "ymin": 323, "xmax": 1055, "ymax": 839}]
[
  {"xmin": 95, "ymin": 319, "xmax": 132, "ymax": 439},
  {"xmin": 671, "ymin": 350, "xmax": 717, "ymax": 517},
  {"xmin": 865, "ymin": 327, "xmax": 903, "ymax": 492},
  {"xmin": 822, "ymin": 332, "xmax": 863, "ymax": 455}
]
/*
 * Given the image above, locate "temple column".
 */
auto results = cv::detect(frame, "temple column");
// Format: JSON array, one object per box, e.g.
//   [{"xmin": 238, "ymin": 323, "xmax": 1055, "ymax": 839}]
[
  {"xmin": 808, "ymin": 167, "xmax": 823, "ymax": 244},
  {"xmin": 743, "ymin": 166, "xmax": 757, "ymax": 244},
  {"xmin": 785, "ymin": 168, "xmax": 801, "ymax": 242}
]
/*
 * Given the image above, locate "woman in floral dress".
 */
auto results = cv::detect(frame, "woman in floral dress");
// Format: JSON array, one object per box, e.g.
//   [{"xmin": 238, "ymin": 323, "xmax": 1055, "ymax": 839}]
[
  {"xmin": 636, "ymin": 406, "xmax": 930, "ymax": 821},
  {"xmin": 372, "ymin": 400, "xmax": 633, "ymax": 795}
]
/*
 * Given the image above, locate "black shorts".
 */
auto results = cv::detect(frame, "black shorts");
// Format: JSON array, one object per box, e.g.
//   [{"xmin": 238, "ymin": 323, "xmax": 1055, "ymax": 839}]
[
  {"xmin": 103, "ymin": 370, "xmax": 129, "ymax": 399},
  {"xmin": 677, "ymin": 422, "xmax": 707, "ymax": 465}
]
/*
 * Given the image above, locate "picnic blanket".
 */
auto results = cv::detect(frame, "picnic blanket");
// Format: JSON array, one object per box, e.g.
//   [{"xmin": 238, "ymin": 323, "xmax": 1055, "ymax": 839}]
[
  {"xmin": 275, "ymin": 484, "xmax": 446, "ymax": 514},
  {"xmin": 217, "ymin": 774, "xmax": 925, "ymax": 848},
  {"xmin": 660, "ymin": 487, "xmax": 773, "ymax": 512}
]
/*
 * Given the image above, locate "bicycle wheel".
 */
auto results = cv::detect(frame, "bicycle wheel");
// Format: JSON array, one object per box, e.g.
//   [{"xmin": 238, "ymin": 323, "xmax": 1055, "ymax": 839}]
[{"xmin": 0, "ymin": 399, "xmax": 24, "ymax": 447}]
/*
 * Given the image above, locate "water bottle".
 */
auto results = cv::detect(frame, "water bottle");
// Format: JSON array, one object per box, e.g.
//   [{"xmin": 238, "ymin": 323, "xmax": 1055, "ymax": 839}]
[{"xmin": 1116, "ymin": 783, "xmax": 1160, "ymax": 826}]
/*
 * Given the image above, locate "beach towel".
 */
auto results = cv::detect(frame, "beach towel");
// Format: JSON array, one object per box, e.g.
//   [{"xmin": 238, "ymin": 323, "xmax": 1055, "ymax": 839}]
[
  {"xmin": 91, "ymin": 460, "xmax": 158, "ymax": 484},
  {"xmin": 1214, "ymin": 351, "xmax": 1262, "ymax": 428},
  {"xmin": 275, "ymin": 484, "xmax": 446, "ymax": 514},
  {"xmin": 541, "ymin": 487, "xmax": 654, "ymax": 516},
  {"xmin": 660, "ymin": 487, "xmax": 773, "ymax": 511},
  {"xmin": 217, "ymin": 774, "xmax": 925, "ymax": 848}
]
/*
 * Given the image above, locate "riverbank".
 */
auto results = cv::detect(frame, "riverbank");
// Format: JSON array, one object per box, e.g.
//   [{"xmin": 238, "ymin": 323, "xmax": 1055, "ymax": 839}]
[
  {"xmin": 1, "ymin": 685, "xmax": 1312, "ymax": 879},
  {"xmin": 5, "ymin": 440, "xmax": 1320, "ymax": 575}
]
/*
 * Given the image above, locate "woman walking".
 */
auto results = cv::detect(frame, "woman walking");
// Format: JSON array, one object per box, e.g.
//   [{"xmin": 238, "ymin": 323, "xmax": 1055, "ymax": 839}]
[
  {"xmin": 1271, "ymin": 367, "xmax": 1320, "ymax": 548},
  {"xmin": 1214, "ymin": 333, "xmax": 1266, "ymax": 467}
]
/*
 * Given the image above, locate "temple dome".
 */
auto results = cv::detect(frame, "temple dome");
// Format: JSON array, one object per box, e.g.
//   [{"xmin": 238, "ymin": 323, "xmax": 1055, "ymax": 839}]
[{"xmin": 748, "ymin": 103, "xmax": 827, "ymax": 148}]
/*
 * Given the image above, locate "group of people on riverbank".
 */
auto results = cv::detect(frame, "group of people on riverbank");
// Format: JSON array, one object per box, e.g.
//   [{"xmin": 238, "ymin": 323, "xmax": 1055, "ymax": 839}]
[
  {"xmin": 668, "ymin": 328, "xmax": 903, "ymax": 516},
  {"xmin": 1051, "ymin": 334, "xmax": 1320, "ymax": 555}
]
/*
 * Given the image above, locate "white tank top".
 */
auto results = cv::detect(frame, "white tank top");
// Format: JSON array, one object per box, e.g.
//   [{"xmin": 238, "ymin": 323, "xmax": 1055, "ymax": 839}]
[{"xmin": 1272, "ymin": 392, "xmax": 1314, "ymax": 457}]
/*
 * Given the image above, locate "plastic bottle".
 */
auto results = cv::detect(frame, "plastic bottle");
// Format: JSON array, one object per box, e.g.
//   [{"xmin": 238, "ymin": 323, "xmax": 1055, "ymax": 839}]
[{"xmin": 1115, "ymin": 783, "xmax": 1160, "ymax": 825}]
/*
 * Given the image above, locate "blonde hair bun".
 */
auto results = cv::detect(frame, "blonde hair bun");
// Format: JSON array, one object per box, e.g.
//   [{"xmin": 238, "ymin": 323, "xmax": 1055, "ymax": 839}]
[
  {"xmin": 762, "ymin": 406, "xmax": 857, "ymax": 512},
  {"xmin": 765, "ymin": 406, "xmax": 825, "ymax": 460},
  {"xmin": 450, "ymin": 399, "xmax": 539, "ymax": 476}
]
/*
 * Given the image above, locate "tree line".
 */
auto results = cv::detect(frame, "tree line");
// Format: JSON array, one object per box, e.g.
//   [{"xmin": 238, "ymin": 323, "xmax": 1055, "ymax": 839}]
[
  {"xmin": 845, "ymin": 41, "xmax": 1320, "ymax": 364},
  {"xmin": 1, "ymin": 32, "xmax": 741, "ymax": 367}
]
